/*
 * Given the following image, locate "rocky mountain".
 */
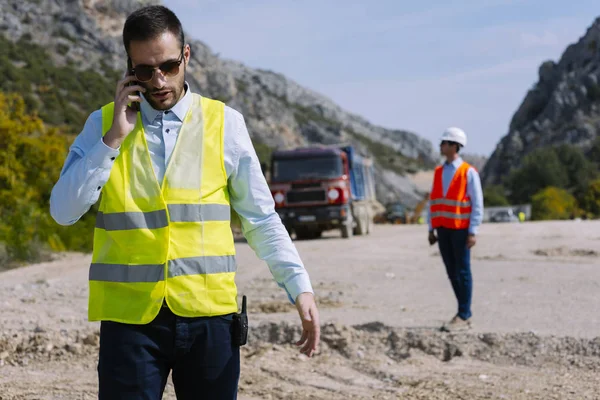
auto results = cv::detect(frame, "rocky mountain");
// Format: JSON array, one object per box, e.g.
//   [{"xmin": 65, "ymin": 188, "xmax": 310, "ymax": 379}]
[
  {"xmin": 0, "ymin": 0, "xmax": 437, "ymax": 207},
  {"xmin": 461, "ymin": 153, "xmax": 488, "ymax": 173},
  {"xmin": 482, "ymin": 18, "xmax": 600, "ymax": 186}
]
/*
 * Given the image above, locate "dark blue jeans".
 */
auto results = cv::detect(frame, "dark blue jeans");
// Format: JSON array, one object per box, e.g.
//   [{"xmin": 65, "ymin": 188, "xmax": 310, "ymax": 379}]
[
  {"xmin": 98, "ymin": 306, "xmax": 240, "ymax": 400},
  {"xmin": 436, "ymin": 227, "xmax": 472, "ymax": 320}
]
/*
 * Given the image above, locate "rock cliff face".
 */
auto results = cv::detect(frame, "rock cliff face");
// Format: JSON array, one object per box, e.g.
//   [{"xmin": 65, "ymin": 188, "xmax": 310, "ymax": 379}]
[
  {"xmin": 1, "ymin": 0, "xmax": 437, "ymax": 206},
  {"xmin": 482, "ymin": 18, "xmax": 600, "ymax": 186}
]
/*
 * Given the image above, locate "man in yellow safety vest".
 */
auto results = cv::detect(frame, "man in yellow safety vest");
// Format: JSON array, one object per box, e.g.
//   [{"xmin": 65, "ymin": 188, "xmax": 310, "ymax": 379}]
[{"xmin": 50, "ymin": 5, "xmax": 319, "ymax": 399}]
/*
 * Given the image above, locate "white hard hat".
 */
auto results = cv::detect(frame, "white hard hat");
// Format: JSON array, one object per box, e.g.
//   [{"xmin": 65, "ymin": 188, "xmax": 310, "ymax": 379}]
[{"xmin": 440, "ymin": 127, "xmax": 467, "ymax": 147}]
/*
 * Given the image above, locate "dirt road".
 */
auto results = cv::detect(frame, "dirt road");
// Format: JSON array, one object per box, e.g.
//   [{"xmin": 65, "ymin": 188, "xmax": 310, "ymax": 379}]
[{"xmin": 1, "ymin": 221, "xmax": 599, "ymax": 399}]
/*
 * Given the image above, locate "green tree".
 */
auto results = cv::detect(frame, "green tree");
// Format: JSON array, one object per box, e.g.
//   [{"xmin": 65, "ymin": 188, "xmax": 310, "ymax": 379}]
[
  {"xmin": 554, "ymin": 144, "xmax": 598, "ymax": 198},
  {"xmin": 0, "ymin": 92, "xmax": 64, "ymax": 261},
  {"xmin": 483, "ymin": 185, "xmax": 510, "ymax": 206},
  {"xmin": 0, "ymin": 92, "xmax": 95, "ymax": 264},
  {"xmin": 507, "ymin": 148, "xmax": 569, "ymax": 204},
  {"xmin": 531, "ymin": 187, "xmax": 578, "ymax": 221},
  {"xmin": 588, "ymin": 136, "xmax": 600, "ymax": 168},
  {"xmin": 0, "ymin": 35, "xmax": 119, "ymax": 134},
  {"xmin": 581, "ymin": 179, "xmax": 600, "ymax": 217}
]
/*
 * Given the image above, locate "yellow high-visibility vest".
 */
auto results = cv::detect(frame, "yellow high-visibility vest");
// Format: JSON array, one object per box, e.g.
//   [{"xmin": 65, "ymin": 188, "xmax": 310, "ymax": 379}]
[{"xmin": 89, "ymin": 94, "xmax": 237, "ymax": 324}]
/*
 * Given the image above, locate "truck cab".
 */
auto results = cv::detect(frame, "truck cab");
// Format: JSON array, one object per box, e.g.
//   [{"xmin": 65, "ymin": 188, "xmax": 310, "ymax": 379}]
[{"xmin": 268, "ymin": 145, "xmax": 375, "ymax": 239}]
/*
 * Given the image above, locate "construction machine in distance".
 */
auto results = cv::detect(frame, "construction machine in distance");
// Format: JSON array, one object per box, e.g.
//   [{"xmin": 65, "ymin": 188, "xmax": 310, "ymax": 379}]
[{"xmin": 373, "ymin": 193, "xmax": 429, "ymax": 225}]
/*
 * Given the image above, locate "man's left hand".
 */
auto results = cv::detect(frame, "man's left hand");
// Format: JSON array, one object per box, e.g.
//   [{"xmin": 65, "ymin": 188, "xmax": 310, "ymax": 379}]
[
  {"xmin": 467, "ymin": 234, "xmax": 477, "ymax": 249},
  {"xmin": 295, "ymin": 292, "xmax": 320, "ymax": 357}
]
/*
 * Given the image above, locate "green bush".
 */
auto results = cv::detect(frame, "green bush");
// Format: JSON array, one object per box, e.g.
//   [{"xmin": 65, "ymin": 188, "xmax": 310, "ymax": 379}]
[
  {"xmin": 0, "ymin": 92, "xmax": 95, "ymax": 264},
  {"xmin": 345, "ymin": 129, "xmax": 420, "ymax": 175},
  {"xmin": 581, "ymin": 179, "xmax": 600, "ymax": 218},
  {"xmin": 507, "ymin": 147, "xmax": 569, "ymax": 204},
  {"xmin": 588, "ymin": 136, "xmax": 600, "ymax": 168},
  {"xmin": 483, "ymin": 185, "xmax": 510, "ymax": 207},
  {"xmin": 56, "ymin": 43, "xmax": 70, "ymax": 55},
  {"xmin": 0, "ymin": 34, "xmax": 119, "ymax": 134},
  {"xmin": 554, "ymin": 143, "xmax": 598, "ymax": 199},
  {"xmin": 0, "ymin": 33, "xmax": 122, "ymax": 264},
  {"xmin": 531, "ymin": 187, "xmax": 578, "ymax": 221},
  {"xmin": 507, "ymin": 144, "xmax": 598, "ymax": 206}
]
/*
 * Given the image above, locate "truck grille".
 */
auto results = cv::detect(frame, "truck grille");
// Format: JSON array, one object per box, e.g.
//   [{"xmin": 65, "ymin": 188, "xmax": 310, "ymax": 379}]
[
  {"xmin": 286, "ymin": 190, "xmax": 326, "ymax": 204},
  {"xmin": 292, "ymin": 182, "xmax": 322, "ymax": 190}
]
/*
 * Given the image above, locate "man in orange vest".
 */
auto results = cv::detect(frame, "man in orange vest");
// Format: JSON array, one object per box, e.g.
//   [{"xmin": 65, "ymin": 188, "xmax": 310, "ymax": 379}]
[{"xmin": 427, "ymin": 127, "xmax": 483, "ymax": 332}]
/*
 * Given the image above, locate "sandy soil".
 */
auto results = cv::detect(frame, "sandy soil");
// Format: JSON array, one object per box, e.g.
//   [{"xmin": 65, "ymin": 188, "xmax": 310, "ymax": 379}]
[{"xmin": 1, "ymin": 221, "xmax": 599, "ymax": 399}]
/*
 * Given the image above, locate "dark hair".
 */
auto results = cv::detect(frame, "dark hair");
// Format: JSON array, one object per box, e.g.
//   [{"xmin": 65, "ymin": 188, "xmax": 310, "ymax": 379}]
[{"xmin": 123, "ymin": 5, "xmax": 185, "ymax": 54}]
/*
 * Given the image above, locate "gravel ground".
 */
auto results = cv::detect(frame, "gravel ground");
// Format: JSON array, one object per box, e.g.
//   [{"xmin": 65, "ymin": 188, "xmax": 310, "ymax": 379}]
[{"xmin": 1, "ymin": 220, "xmax": 599, "ymax": 399}]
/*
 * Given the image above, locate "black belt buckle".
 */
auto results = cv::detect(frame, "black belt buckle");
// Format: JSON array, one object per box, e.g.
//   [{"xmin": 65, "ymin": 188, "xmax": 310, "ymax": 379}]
[{"xmin": 232, "ymin": 295, "xmax": 248, "ymax": 346}]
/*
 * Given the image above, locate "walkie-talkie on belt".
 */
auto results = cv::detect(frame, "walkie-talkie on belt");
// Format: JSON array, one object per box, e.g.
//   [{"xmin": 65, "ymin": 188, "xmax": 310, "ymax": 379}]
[{"xmin": 232, "ymin": 295, "xmax": 248, "ymax": 346}]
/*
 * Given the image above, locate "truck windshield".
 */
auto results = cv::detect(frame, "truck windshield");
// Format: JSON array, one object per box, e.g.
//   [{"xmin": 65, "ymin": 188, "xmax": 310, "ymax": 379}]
[{"xmin": 271, "ymin": 156, "xmax": 343, "ymax": 182}]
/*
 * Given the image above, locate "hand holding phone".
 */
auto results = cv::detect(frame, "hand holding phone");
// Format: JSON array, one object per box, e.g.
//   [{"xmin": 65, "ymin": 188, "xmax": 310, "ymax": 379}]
[{"xmin": 102, "ymin": 63, "xmax": 145, "ymax": 149}]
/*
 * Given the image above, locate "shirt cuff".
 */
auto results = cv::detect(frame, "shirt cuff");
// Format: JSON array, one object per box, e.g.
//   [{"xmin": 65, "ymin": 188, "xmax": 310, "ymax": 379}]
[
  {"xmin": 468, "ymin": 226, "xmax": 478, "ymax": 235},
  {"xmin": 283, "ymin": 274, "xmax": 314, "ymax": 305},
  {"xmin": 88, "ymin": 138, "xmax": 120, "ymax": 170}
]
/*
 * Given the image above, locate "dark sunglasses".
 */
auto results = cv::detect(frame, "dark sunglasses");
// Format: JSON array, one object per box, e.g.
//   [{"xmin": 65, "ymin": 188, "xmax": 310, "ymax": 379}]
[{"xmin": 130, "ymin": 49, "xmax": 184, "ymax": 82}]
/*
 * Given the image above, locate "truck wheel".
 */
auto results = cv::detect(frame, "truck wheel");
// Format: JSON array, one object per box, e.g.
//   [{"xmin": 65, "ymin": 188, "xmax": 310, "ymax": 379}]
[{"xmin": 295, "ymin": 228, "xmax": 312, "ymax": 240}]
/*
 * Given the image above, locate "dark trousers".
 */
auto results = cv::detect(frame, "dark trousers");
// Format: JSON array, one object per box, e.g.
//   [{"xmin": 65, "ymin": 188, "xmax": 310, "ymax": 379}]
[
  {"xmin": 437, "ymin": 227, "xmax": 473, "ymax": 320},
  {"xmin": 98, "ymin": 306, "xmax": 240, "ymax": 400}
]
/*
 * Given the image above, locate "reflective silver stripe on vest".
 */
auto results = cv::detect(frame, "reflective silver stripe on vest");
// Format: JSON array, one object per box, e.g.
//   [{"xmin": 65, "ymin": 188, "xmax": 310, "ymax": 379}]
[
  {"xmin": 96, "ymin": 210, "xmax": 168, "ymax": 231},
  {"xmin": 430, "ymin": 199, "xmax": 472, "ymax": 207},
  {"xmin": 167, "ymin": 204, "xmax": 230, "ymax": 222},
  {"xmin": 168, "ymin": 255, "xmax": 237, "ymax": 278},
  {"xmin": 89, "ymin": 263, "xmax": 165, "ymax": 283},
  {"xmin": 89, "ymin": 255, "xmax": 236, "ymax": 282},
  {"xmin": 96, "ymin": 204, "xmax": 230, "ymax": 230},
  {"xmin": 430, "ymin": 211, "xmax": 471, "ymax": 220}
]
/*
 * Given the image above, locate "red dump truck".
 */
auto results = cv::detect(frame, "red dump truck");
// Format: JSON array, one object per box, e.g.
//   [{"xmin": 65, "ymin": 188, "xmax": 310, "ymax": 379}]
[{"xmin": 268, "ymin": 144, "xmax": 376, "ymax": 239}]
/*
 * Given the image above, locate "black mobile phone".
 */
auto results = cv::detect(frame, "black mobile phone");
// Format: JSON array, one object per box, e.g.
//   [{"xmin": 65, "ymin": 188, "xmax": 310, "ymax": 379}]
[{"xmin": 127, "ymin": 58, "xmax": 140, "ymax": 112}]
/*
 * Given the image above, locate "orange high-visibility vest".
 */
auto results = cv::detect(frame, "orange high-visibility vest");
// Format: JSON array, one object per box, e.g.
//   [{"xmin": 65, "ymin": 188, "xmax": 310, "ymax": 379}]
[{"xmin": 429, "ymin": 162, "xmax": 472, "ymax": 230}]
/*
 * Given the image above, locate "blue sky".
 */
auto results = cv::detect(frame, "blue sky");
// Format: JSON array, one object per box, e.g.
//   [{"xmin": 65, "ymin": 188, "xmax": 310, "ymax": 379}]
[{"xmin": 163, "ymin": 0, "xmax": 599, "ymax": 156}]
